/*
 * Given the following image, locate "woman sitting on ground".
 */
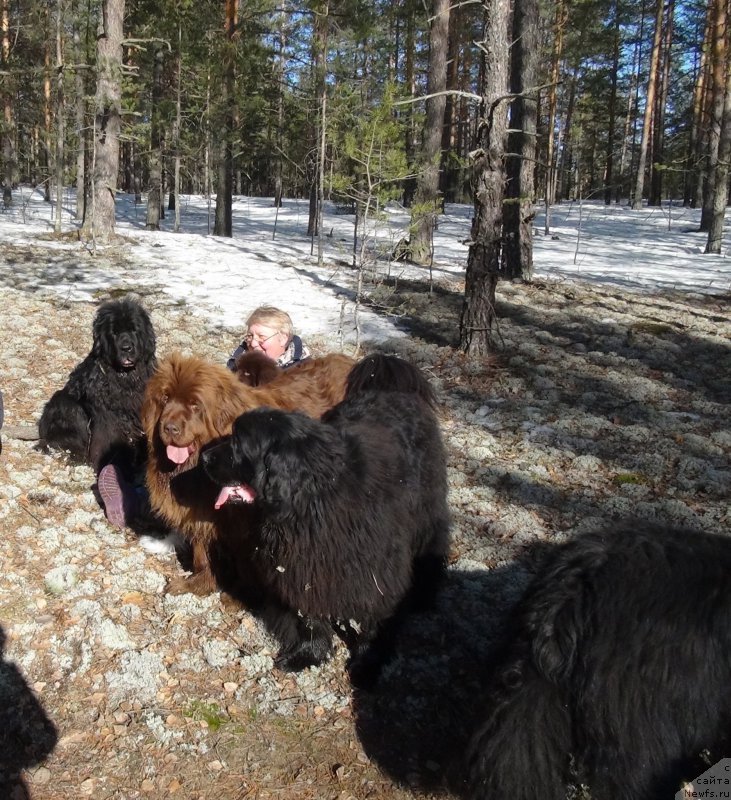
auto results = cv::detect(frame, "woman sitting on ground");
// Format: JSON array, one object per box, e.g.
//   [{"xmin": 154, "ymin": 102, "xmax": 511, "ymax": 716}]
[{"xmin": 226, "ymin": 306, "xmax": 310, "ymax": 371}]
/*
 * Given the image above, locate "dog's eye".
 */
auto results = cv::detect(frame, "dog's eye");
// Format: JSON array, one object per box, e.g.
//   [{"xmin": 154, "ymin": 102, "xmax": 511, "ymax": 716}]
[
  {"xmin": 190, "ymin": 402, "xmax": 199, "ymax": 413},
  {"xmin": 160, "ymin": 394, "xmax": 168, "ymax": 405}
]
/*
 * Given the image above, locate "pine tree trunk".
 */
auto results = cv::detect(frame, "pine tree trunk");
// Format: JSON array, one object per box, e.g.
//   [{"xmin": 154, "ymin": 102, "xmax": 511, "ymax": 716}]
[
  {"xmin": 316, "ymin": 90, "xmax": 326, "ymax": 265},
  {"xmin": 558, "ymin": 67, "xmax": 577, "ymax": 200},
  {"xmin": 604, "ymin": 0, "xmax": 620, "ymax": 204},
  {"xmin": 44, "ymin": 21, "xmax": 53, "ymax": 202},
  {"xmin": 133, "ymin": 141, "xmax": 142, "ymax": 204},
  {"xmin": 632, "ymin": 0, "xmax": 666, "ymax": 210},
  {"xmin": 649, "ymin": 0, "xmax": 674, "ymax": 206},
  {"xmin": 700, "ymin": 0, "xmax": 726, "ymax": 231},
  {"xmin": 408, "ymin": 0, "xmax": 450, "ymax": 266},
  {"xmin": 2, "ymin": 0, "xmax": 15, "ymax": 208},
  {"xmin": 214, "ymin": 0, "xmax": 236, "ymax": 237},
  {"xmin": 54, "ymin": 0, "xmax": 65, "ymax": 234},
  {"xmin": 439, "ymin": 5, "xmax": 459, "ymax": 204},
  {"xmin": 402, "ymin": 0, "xmax": 417, "ymax": 207},
  {"xmin": 705, "ymin": 6, "xmax": 731, "ymax": 253},
  {"xmin": 544, "ymin": 0, "xmax": 565, "ymax": 232},
  {"xmin": 626, "ymin": 0, "xmax": 647, "ymax": 197},
  {"xmin": 620, "ymin": 15, "xmax": 643, "ymax": 200},
  {"xmin": 173, "ymin": 23, "xmax": 182, "ymax": 232},
  {"xmin": 456, "ymin": 30, "xmax": 473, "ymax": 203},
  {"xmin": 146, "ymin": 46, "xmax": 164, "ymax": 230},
  {"xmin": 685, "ymin": 6, "xmax": 711, "ymax": 207},
  {"xmin": 307, "ymin": 1, "xmax": 328, "ymax": 237},
  {"xmin": 459, "ymin": 0, "xmax": 509, "ymax": 356},
  {"xmin": 72, "ymin": 0, "xmax": 87, "ymax": 220},
  {"xmin": 503, "ymin": 0, "xmax": 539, "ymax": 281},
  {"xmin": 214, "ymin": 136, "xmax": 233, "ymax": 236},
  {"xmin": 82, "ymin": 0, "xmax": 124, "ymax": 240},
  {"xmin": 273, "ymin": 7, "xmax": 286, "ymax": 208}
]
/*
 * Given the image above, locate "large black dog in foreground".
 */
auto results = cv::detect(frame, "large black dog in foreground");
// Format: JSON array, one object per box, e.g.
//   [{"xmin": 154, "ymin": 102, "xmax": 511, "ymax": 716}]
[
  {"xmin": 466, "ymin": 525, "xmax": 731, "ymax": 800},
  {"xmin": 38, "ymin": 297, "xmax": 156, "ymax": 472},
  {"xmin": 202, "ymin": 353, "xmax": 451, "ymax": 682}
]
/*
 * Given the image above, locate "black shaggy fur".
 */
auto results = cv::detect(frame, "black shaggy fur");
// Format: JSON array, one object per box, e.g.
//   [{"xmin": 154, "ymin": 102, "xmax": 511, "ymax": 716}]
[
  {"xmin": 465, "ymin": 525, "xmax": 731, "ymax": 800},
  {"xmin": 38, "ymin": 297, "xmax": 157, "ymax": 474},
  {"xmin": 201, "ymin": 354, "xmax": 450, "ymax": 681}
]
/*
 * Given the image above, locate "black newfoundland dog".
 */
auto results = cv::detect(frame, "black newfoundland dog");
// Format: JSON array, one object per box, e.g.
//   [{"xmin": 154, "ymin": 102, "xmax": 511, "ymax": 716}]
[
  {"xmin": 38, "ymin": 297, "xmax": 156, "ymax": 473},
  {"xmin": 201, "ymin": 353, "xmax": 451, "ymax": 683},
  {"xmin": 465, "ymin": 525, "xmax": 731, "ymax": 800}
]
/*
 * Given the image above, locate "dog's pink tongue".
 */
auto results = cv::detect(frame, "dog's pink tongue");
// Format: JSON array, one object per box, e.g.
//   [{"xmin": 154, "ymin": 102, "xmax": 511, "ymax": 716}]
[
  {"xmin": 214, "ymin": 484, "xmax": 257, "ymax": 509},
  {"xmin": 166, "ymin": 444, "xmax": 191, "ymax": 465}
]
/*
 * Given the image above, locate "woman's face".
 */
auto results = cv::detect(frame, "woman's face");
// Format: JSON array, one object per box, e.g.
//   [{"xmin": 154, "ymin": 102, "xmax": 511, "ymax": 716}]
[{"xmin": 246, "ymin": 323, "xmax": 288, "ymax": 360}]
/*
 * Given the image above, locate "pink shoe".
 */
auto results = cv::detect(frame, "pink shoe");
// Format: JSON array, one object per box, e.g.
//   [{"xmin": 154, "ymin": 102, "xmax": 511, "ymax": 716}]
[{"xmin": 98, "ymin": 464, "xmax": 134, "ymax": 528}]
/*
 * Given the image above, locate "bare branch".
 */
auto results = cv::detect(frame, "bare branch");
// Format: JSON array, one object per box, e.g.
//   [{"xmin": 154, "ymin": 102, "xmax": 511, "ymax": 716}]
[
  {"xmin": 394, "ymin": 81, "xmax": 560, "ymax": 110},
  {"xmin": 394, "ymin": 89, "xmax": 482, "ymax": 106}
]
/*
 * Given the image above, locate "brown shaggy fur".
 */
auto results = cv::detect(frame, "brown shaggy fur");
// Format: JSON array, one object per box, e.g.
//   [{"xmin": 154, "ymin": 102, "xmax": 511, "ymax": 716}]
[
  {"xmin": 233, "ymin": 351, "xmax": 282, "ymax": 387},
  {"xmin": 142, "ymin": 351, "xmax": 355, "ymax": 595}
]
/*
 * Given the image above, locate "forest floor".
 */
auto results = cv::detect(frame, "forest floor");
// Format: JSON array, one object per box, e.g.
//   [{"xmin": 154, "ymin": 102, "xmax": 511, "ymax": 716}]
[{"xmin": 0, "ymin": 253, "xmax": 730, "ymax": 800}]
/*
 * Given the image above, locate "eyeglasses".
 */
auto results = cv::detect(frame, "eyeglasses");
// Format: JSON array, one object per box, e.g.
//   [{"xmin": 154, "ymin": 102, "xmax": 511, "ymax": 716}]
[{"xmin": 244, "ymin": 331, "xmax": 280, "ymax": 346}]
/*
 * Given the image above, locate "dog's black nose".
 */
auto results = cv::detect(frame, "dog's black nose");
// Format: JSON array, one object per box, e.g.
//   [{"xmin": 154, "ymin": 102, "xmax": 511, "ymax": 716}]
[
  {"xmin": 117, "ymin": 332, "xmax": 136, "ymax": 354},
  {"xmin": 163, "ymin": 421, "xmax": 180, "ymax": 438}
]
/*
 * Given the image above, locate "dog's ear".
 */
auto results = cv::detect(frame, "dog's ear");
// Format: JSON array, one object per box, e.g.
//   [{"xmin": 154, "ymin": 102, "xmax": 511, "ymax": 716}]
[
  {"xmin": 141, "ymin": 368, "xmax": 168, "ymax": 440},
  {"xmin": 252, "ymin": 414, "xmax": 342, "ymax": 514},
  {"xmin": 230, "ymin": 410, "xmax": 299, "ymax": 511},
  {"xmin": 92, "ymin": 304, "xmax": 114, "ymax": 362},
  {"xmin": 137, "ymin": 309, "xmax": 157, "ymax": 362},
  {"xmin": 530, "ymin": 569, "xmax": 591, "ymax": 681},
  {"xmin": 256, "ymin": 445, "xmax": 300, "ymax": 511}
]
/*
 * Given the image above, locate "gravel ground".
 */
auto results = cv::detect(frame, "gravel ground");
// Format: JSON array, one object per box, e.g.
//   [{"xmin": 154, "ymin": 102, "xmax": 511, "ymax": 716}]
[{"xmin": 0, "ymin": 262, "xmax": 729, "ymax": 800}]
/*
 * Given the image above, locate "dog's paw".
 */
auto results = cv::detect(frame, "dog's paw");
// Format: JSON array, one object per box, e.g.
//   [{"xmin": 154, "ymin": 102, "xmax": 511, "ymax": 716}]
[
  {"xmin": 275, "ymin": 642, "xmax": 330, "ymax": 673},
  {"xmin": 165, "ymin": 576, "xmax": 193, "ymax": 596},
  {"xmin": 166, "ymin": 573, "xmax": 214, "ymax": 597},
  {"xmin": 219, "ymin": 592, "xmax": 244, "ymax": 611},
  {"xmin": 347, "ymin": 653, "xmax": 383, "ymax": 691},
  {"xmin": 275, "ymin": 651, "xmax": 324, "ymax": 672}
]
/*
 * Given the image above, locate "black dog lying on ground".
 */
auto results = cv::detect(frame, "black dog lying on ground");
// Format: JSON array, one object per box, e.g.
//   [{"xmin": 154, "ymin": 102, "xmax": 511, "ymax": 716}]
[
  {"xmin": 465, "ymin": 524, "xmax": 731, "ymax": 800},
  {"xmin": 202, "ymin": 353, "xmax": 451, "ymax": 684},
  {"xmin": 38, "ymin": 296, "xmax": 157, "ymax": 472}
]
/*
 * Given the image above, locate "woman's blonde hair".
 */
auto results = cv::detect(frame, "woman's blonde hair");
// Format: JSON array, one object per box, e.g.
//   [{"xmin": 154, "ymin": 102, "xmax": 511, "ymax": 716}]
[{"xmin": 245, "ymin": 306, "xmax": 294, "ymax": 340}]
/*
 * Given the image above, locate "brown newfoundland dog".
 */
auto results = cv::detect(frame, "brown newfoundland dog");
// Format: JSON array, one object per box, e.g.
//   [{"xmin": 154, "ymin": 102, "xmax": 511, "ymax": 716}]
[
  {"xmin": 233, "ymin": 351, "xmax": 282, "ymax": 387},
  {"xmin": 141, "ymin": 352, "xmax": 355, "ymax": 595}
]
